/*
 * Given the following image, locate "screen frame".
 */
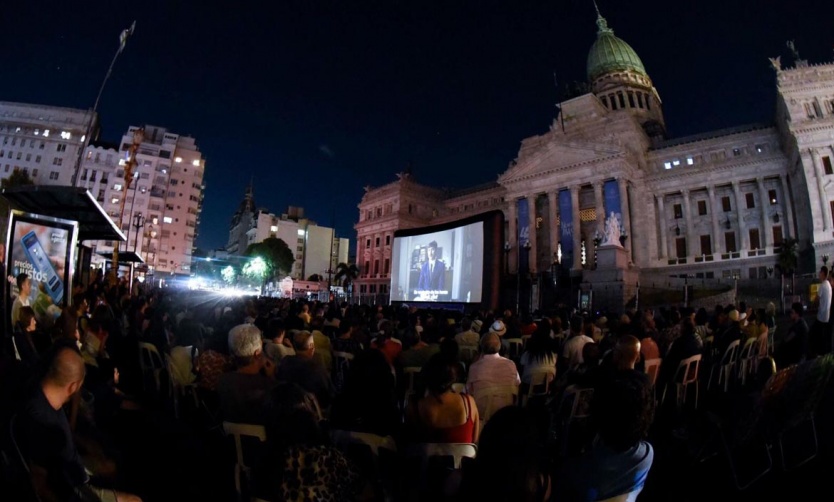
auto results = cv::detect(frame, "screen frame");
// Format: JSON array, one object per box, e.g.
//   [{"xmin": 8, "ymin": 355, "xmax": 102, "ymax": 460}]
[{"xmin": 391, "ymin": 209, "xmax": 503, "ymax": 309}]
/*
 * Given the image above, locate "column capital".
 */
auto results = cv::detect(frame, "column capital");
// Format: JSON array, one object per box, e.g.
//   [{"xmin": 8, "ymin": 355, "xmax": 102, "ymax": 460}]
[
  {"xmin": 707, "ymin": 184, "xmax": 716, "ymax": 195},
  {"xmin": 681, "ymin": 188, "xmax": 690, "ymax": 196}
]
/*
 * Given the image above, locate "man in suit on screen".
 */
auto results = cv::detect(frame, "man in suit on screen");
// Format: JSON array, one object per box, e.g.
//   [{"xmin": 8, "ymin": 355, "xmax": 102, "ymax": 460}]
[{"xmin": 417, "ymin": 241, "xmax": 445, "ymax": 291}]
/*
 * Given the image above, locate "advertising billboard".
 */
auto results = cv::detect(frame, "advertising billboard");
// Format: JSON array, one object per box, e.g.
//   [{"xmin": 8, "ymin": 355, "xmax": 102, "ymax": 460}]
[{"xmin": 6, "ymin": 211, "xmax": 78, "ymax": 308}]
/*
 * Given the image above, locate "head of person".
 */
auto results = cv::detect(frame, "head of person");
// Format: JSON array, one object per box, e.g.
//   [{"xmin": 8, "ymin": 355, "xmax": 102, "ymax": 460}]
[
  {"xmin": 17, "ymin": 273, "xmax": 31, "ymax": 297},
  {"xmin": 337, "ymin": 318, "xmax": 352, "ymax": 338},
  {"xmin": 695, "ymin": 307, "xmax": 709, "ymax": 326},
  {"xmin": 19, "ymin": 306, "xmax": 36, "ymax": 332},
  {"xmin": 592, "ymin": 372, "xmax": 655, "ymax": 452},
  {"xmin": 228, "ymin": 323, "xmax": 264, "ymax": 368},
  {"xmin": 790, "ymin": 302, "xmax": 803, "ymax": 322},
  {"xmin": 264, "ymin": 318, "xmax": 286, "ymax": 343},
  {"xmin": 427, "ymin": 241, "xmax": 438, "ymax": 261},
  {"xmin": 821, "ymin": 266, "xmax": 829, "ymax": 282},
  {"xmin": 613, "ymin": 335, "xmax": 641, "ymax": 370},
  {"xmin": 481, "ymin": 332, "xmax": 501, "ymax": 355},
  {"xmin": 56, "ymin": 308, "xmax": 80, "ymax": 341},
  {"xmin": 461, "ymin": 406, "xmax": 550, "ymax": 502},
  {"xmin": 72, "ymin": 293, "xmax": 88, "ymax": 315},
  {"xmin": 262, "ymin": 382, "xmax": 324, "ymax": 453},
  {"xmin": 489, "ymin": 320, "xmax": 506, "ymax": 338},
  {"xmin": 570, "ymin": 314, "xmax": 584, "ymax": 335},
  {"xmin": 291, "ymin": 330, "xmax": 315, "ymax": 358},
  {"xmin": 43, "ymin": 346, "xmax": 86, "ymax": 407},
  {"xmin": 422, "ymin": 354, "xmax": 457, "ymax": 397}
]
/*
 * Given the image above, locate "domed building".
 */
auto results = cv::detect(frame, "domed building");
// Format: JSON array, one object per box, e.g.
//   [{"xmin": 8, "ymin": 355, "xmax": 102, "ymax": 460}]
[{"xmin": 354, "ymin": 7, "xmax": 834, "ymax": 311}]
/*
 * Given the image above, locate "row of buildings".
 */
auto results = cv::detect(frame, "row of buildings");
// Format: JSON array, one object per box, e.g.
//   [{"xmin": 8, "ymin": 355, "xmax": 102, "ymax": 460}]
[
  {"xmin": 0, "ymin": 101, "xmax": 204, "ymax": 278},
  {"xmin": 354, "ymin": 9, "xmax": 834, "ymax": 308},
  {"xmin": 223, "ymin": 187, "xmax": 350, "ymax": 283}
]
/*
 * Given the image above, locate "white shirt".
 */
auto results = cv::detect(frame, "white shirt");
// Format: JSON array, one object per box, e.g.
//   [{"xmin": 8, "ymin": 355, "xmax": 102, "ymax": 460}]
[
  {"xmin": 562, "ymin": 334, "xmax": 594, "ymax": 369},
  {"xmin": 818, "ymin": 280, "xmax": 832, "ymax": 323}
]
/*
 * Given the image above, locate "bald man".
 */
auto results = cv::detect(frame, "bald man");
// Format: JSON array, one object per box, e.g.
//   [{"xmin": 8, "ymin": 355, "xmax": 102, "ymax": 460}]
[
  {"xmin": 613, "ymin": 335, "xmax": 642, "ymax": 371},
  {"xmin": 16, "ymin": 346, "xmax": 141, "ymax": 502}
]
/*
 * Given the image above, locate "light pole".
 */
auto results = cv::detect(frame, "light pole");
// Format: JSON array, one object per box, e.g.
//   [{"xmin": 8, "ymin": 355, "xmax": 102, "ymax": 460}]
[
  {"xmin": 517, "ymin": 241, "xmax": 531, "ymax": 315},
  {"xmin": 504, "ymin": 241, "xmax": 512, "ymax": 276},
  {"xmin": 112, "ymin": 127, "xmax": 144, "ymax": 285},
  {"xmin": 132, "ymin": 213, "xmax": 145, "ymax": 253},
  {"xmin": 73, "ymin": 21, "xmax": 136, "ymax": 187}
]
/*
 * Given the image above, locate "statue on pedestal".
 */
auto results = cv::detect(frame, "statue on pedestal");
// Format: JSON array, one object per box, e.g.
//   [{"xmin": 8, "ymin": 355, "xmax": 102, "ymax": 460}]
[{"xmin": 602, "ymin": 212, "xmax": 622, "ymax": 247}]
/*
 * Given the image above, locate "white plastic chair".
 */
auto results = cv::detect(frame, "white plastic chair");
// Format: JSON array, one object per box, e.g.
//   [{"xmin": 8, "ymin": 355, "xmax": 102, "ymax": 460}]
[
  {"xmin": 138, "ymin": 342, "xmax": 165, "ymax": 394},
  {"xmin": 505, "ymin": 338, "xmax": 524, "ymax": 360},
  {"xmin": 331, "ymin": 430, "xmax": 398, "ymax": 501},
  {"xmin": 402, "ymin": 366, "xmax": 422, "ymax": 409},
  {"xmin": 737, "ymin": 338, "xmax": 758, "ymax": 386},
  {"xmin": 405, "ymin": 442, "xmax": 477, "ymax": 490},
  {"xmin": 661, "ymin": 354, "xmax": 701, "ymax": 410},
  {"xmin": 521, "ymin": 369, "xmax": 552, "ymax": 406},
  {"xmin": 164, "ymin": 353, "xmax": 199, "ymax": 418},
  {"xmin": 643, "ymin": 358, "xmax": 662, "ymax": 388},
  {"xmin": 222, "ymin": 421, "xmax": 267, "ymax": 501},
  {"xmin": 708, "ymin": 339, "xmax": 740, "ymax": 392},
  {"xmin": 521, "ymin": 335, "xmax": 532, "ymax": 349},
  {"xmin": 472, "ymin": 384, "xmax": 518, "ymax": 429},
  {"xmin": 459, "ymin": 345, "xmax": 479, "ymax": 364}
]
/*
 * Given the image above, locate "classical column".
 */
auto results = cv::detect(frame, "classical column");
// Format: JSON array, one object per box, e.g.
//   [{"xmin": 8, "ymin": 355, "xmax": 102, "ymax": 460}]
[
  {"xmin": 657, "ymin": 194, "xmax": 667, "ymax": 260},
  {"xmin": 527, "ymin": 194, "xmax": 538, "ymax": 273},
  {"xmin": 757, "ymin": 177, "xmax": 772, "ymax": 249},
  {"xmin": 619, "ymin": 178, "xmax": 633, "ymax": 253},
  {"xmin": 593, "ymin": 181, "xmax": 605, "ymax": 235},
  {"xmin": 810, "ymin": 149, "xmax": 830, "ymax": 231},
  {"xmin": 507, "ymin": 201, "xmax": 517, "ymax": 274},
  {"xmin": 681, "ymin": 189, "xmax": 693, "ymax": 258},
  {"xmin": 707, "ymin": 185, "xmax": 722, "ymax": 255},
  {"xmin": 547, "ymin": 191, "xmax": 559, "ymax": 262},
  {"xmin": 627, "ymin": 183, "xmax": 643, "ymax": 265},
  {"xmin": 732, "ymin": 181, "xmax": 749, "ymax": 251},
  {"xmin": 571, "ymin": 185, "xmax": 582, "ymax": 270},
  {"xmin": 780, "ymin": 174, "xmax": 796, "ymax": 238}
]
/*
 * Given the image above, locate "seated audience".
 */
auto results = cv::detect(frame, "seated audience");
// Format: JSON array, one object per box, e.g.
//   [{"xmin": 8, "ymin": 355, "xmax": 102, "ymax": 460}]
[
  {"xmin": 466, "ymin": 333, "xmax": 520, "ymax": 415},
  {"xmin": 217, "ymin": 323, "xmax": 276, "ymax": 424},
  {"xmin": 262, "ymin": 318, "xmax": 294, "ymax": 366},
  {"xmin": 330, "ymin": 349, "xmax": 400, "ymax": 437},
  {"xmin": 776, "ymin": 302, "xmax": 808, "ymax": 368},
  {"xmin": 275, "ymin": 330, "xmax": 334, "ymax": 410},
  {"xmin": 455, "ymin": 318, "xmax": 482, "ymax": 348},
  {"xmin": 519, "ymin": 319, "xmax": 558, "ymax": 386},
  {"xmin": 562, "ymin": 315, "xmax": 593, "ymax": 372}
]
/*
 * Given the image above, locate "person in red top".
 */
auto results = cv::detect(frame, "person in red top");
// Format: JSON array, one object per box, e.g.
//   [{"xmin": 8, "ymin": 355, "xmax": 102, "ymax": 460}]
[{"xmin": 406, "ymin": 354, "xmax": 479, "ymax": 444}]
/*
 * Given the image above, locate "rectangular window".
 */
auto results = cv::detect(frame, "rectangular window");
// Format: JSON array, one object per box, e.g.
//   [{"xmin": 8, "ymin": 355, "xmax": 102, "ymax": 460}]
[
  {"xmin": 745, "ymin": 193, "xmax": 755, "ymax": 209},
  {"xmin": 384, "ymin": 259, "xmax": 390, "ymax": 275},
  {"xmin": 722, "ymin": 196, "xmax": 731, "ymax": 212},
  {"xmin": 617, "ymin": 92, "xmax": 625, "ymax": 108},
  {"xmin": 725, "ymin": 232, "xmax": 737, "ymax": 253},
  {"xmin": 830, "ymin": 200, "xmax": 834, "ymax": 230},
  {"xmin": 697, "ymin": 200, "xmax": 707, "ymax": 216},
  {"xmin": 700, "ymin": 235, "xmax": 712, "ymax": 255},
  {"xmin": 823, "ymin": 156, "xmax": 833, "ymax": 175},
  {"xmin": 373, "ymin": 260, "xmax": 380, "ymax": 275},
  {"xmin": 749, "ymin": 228, "xmax": 760, "ymax": 250},
  {"xmin": 385, "ymin": 235, "xmax": 391, "ymax": 246},
  {"xmin": 675, "ymin": 238, "xmax": 687, "ymax": 259},
  {"xmin": 768, "ymin": 189, "xmax": 778, "ymax": 205},
  {"xmin": 49, "ymin": 171, "xmax": 58, "ymax": 180},
  {"xmin": 56, "ymin": 144, "xmax": 67, "ymax": 152},
  {"xmin": 773, "ymin": 225, "xmax": 783, "ymax": 246},
  {"xmin": 375, "ymin": 237, "xmax": 380, "ymax": 247},
  {"xmin": 364, "ymin": 261, "xmax": 370, "ymax": 276},
  {"xmin": 673, "ymin": 204, "xmax": 683, "ymax": 219},
  {"xmin": 627, "ymin": 91, "xmax": 635, "ymax": 108},
  {"xmin": 365, "ymin": 238, "xmax": 370, "ymax": 248},
  {"xmin": 31, "ymin": 169, "xmax": 37, "ymax": 177}
]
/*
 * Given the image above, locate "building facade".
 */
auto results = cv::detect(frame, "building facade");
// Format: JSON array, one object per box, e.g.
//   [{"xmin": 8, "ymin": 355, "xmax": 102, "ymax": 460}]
[
  {"xmin": 226, "ymin": 191, "xmax": 350, "ymax": 281},
  {"xmin": 355, "ymin": 10, "xmax": 834, "ymax": 306}
]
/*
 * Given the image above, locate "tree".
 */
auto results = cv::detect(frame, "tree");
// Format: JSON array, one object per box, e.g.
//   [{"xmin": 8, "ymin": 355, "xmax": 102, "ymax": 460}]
[
  {"xmin": 334, "ymin": 262, "xmax": 360, "ymax": 292},
  {"xmin": 1, "ymin": 168, "xmax": 34, "ymax": 189},
  {"xmin": 244, "ymin": 237, "xmax": 294, "ymax": 287},
  {"xmin": 307, "ymin": 274, "xmax": 322, "ymax": 282},
  {"xmin": 221, "ymin": 265, "xmax": 237, "ymax": 285},
  {"xmin": 777, "ymin": 237, "xmax": 799, "ymax": 295}
]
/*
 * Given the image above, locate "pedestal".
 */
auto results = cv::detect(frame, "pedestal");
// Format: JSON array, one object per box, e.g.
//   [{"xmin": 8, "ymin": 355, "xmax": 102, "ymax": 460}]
[{"xmin": 581, "ymin": 244, "xmax": 639, "ymax": 313}]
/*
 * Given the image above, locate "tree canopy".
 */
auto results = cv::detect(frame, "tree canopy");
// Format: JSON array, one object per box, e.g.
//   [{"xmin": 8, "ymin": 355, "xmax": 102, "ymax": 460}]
[
  {"xmin": 334, "ymin": 262, "xmax": 360, "ymax": 288},
  {"xmin": 0, "ymin": 169, "xmax": 34, "ymax": 189},
  {"xmin": 244, "ymin": 237, "xmax": 294, "ymax": 279}
]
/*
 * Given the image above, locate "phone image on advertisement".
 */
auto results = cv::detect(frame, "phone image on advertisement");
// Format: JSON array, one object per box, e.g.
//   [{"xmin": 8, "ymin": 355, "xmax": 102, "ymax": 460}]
[{"xmin": 21, "ymin": 230, "xmax": 64, "ymax": 305}]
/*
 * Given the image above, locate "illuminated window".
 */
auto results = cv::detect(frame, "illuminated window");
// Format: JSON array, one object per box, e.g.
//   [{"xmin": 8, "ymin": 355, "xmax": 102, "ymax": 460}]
[
  {"xmin": 686, "ymin": 156, "xmax": 694, "ymax": 165},
  {"xmin": 60, "ymin": 131, "xmax": 71, "ymax": 139},
  {"xmin": 672, "ymin": 159, "xmax": 680, "ymax": 166},
  {"xmin": 297, "ymin": 229, "xmax": 305, "ymax": 236},
  {"xmin": 113, "ymin": 184, "xmax": 122, "ymax": 191},
  {"xmin": 43, "ymin": 129, "xmax": 50, "ymax": 137},
  {"xmin": 664, "ymin": 162, "xmax": 672, "ymax": 170},
  {"xmin": 174, "ymin": 157, "xmax": 182, "ymax": 163},
  {"xmin": 191, "ymin": 159, "xmax": 200, "ymax": 166},
  {"xmin": 163, "ymin": 216, "xmax": 173, "ymax": 224},
  {"xmin": 270, "ymin": 225, "xmax": 278, "ymax": 232},
  {"xmin": 111, "ymin": 197, "xmax": 119, "ymax": 204}
]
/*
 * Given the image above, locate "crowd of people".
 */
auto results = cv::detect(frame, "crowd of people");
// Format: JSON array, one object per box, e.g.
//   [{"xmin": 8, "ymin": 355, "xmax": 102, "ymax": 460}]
[{"xmin": 1, "ymin": 265, "xmax": 832, "ymax": 501}]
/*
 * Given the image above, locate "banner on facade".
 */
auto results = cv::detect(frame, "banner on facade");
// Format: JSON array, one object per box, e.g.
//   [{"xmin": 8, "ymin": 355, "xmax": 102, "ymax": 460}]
[
  {"xmin": 603, "ymin": 179, "xmax": 621, "ymax": 227},
  {"xmin": 517, "ymin": 198, "xmax": 530, "ymax": 271},
  {"xmin": 558, "ymin": 189, "xmax": 573, "ymax": 267}
]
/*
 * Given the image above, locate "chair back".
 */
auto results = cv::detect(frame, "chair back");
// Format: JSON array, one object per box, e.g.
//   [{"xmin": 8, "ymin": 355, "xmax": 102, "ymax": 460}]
[
  {"xmin": 643, "ymin": 358, "xmax": 662, "ymax": 387},
  {"xmin": 403, "ymin": 366, "xmax": 422, "ymax": 396},
  {"xmin": 757, "ymin": 332, "xmax": 769, "ymax": 358},
  {"xmin": 521, "ymin": 335, "xmax": 532, "ymax": 349},
  {"xmin": 139, "ymin": 342, "xmax": 165, "ymax": 393},
  {"xmin": 459, "ymin": 345, "xmax": 478, "ymax": 364},
  {"xmin": 521, "ymin": 369, "xmax": 552, "ymax": 406},
  {"xmin": 722, "ymin": 339, "xmax": 741, "ymax": 365},
  {"xmin": 222, "ymin": 421, "xmax": 267, "ymax": 500},
  {"xmin": 559, "ymin": 385, "xmax": 594, "ymax": 420},
  {"xmin": 676, "ymin": 354, "xmax": 701, "ymax": 385},
  {"xmin": 472, "ymin": 384, "xmax": 518, "ymax": 423},
  {"xmin": 332, "ymin": 350, "xmax": 354, "ymax": 376},
  {"xmin": 739, "ymin": 337, "xmax": 756, "ymax": 359},
  {"xmin": 331, "ymin": 430, "xmax": 398, "ymax": 501}
]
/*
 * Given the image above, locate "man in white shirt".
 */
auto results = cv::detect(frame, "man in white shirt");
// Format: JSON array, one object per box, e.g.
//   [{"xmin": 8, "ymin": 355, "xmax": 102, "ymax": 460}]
[
  {"xmin": 563, "ymin": 315, "xmax": 594, "ymax": 370},
  {"xmin": 811, "ymin": 266, "xmax": 832, "ymax": 355},
  {"xmin": 467, "ymin": 333, "xmax": 520, "ymax": 416}
]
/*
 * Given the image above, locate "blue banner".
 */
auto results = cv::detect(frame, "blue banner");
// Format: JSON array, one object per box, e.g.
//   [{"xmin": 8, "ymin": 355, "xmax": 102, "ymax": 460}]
[
  {"xmin": 518, "ymin": 198, "xmax": 530, "ymax": 271},
  {"xmin": 603, "ymin": 179, "xmax": 621, "ymax": 226},
  {"xmin": 559, "ymin": 190, "xmax": 573, "ymax": 266}
]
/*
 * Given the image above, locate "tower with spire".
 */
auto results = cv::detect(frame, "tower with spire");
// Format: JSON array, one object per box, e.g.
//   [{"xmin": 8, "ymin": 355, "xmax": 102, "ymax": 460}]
[
  {"xmin": 226, "ymin": 180, "xmax": 258, "ymax": 254},
  {"xmin": 586, "ymin": 1, "xmax": 666, "ymax": 140}
]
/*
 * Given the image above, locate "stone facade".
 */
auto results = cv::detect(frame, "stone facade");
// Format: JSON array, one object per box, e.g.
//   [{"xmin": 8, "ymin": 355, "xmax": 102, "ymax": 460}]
[{"xmin": 354, "ymin": 12, "xmax": 834, "ymax": 309}]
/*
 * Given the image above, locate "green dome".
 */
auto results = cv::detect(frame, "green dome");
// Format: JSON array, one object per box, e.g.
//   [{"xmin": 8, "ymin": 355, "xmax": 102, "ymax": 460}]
[{"xmin": 586, "ymin": 14, "xmax": 646, "ymax": 81}]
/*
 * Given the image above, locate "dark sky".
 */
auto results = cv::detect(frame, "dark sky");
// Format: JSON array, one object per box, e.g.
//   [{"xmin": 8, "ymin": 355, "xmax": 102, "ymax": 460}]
[{"xmin": 2, "ymin": 0, "xmax": 832, "ymax": 255}]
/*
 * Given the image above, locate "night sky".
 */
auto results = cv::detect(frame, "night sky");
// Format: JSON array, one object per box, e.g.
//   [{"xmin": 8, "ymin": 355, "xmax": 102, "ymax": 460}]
[{"xmin": 2, "ymin": 0, "xmax": 832, "ymax": 256}]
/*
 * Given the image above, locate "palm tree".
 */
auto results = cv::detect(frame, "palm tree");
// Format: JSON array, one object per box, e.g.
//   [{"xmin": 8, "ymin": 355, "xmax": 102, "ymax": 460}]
[
  {"xmin": 334, "ymin": 262, "xmax": 360, "ymax": 295},
  {"xmin": 777, "ymin": 237, "xmax": 799, "ymax": 296}
]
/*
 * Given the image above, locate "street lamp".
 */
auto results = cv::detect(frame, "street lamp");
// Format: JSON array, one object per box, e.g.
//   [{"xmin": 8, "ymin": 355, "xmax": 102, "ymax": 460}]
[
  {"xmin": 73, "ymin": 21, "xmax": 136, "ymax": 187},
  {"xmin": 132, "ymin": 212, "xmax": 145, "ymax": 253}
]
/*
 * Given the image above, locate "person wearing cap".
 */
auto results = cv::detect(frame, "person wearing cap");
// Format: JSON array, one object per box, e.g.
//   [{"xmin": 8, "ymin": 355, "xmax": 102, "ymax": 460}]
[{"xmin": 455, "ymin": 318, "xmax": 482, "ymax": 348}]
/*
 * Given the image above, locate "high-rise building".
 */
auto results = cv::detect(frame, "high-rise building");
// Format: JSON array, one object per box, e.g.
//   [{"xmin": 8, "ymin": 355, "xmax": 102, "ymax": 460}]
[
  {"xmin": 226, "ymin": 188, "xmax": 350, "ymax": 281},
  {"xmin": 92, "ymin": 125, "xmax": 205, "ymax": 277},
  {"xmin": 0, "ymin": 101, "xmax": 96, "ymax": 186}
]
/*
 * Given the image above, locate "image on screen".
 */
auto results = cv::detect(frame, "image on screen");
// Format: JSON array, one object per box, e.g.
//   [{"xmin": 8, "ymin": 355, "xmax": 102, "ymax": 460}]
[{"xmin": 390, "ymin": 221, "xmax": 484, "ymax": 303}]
